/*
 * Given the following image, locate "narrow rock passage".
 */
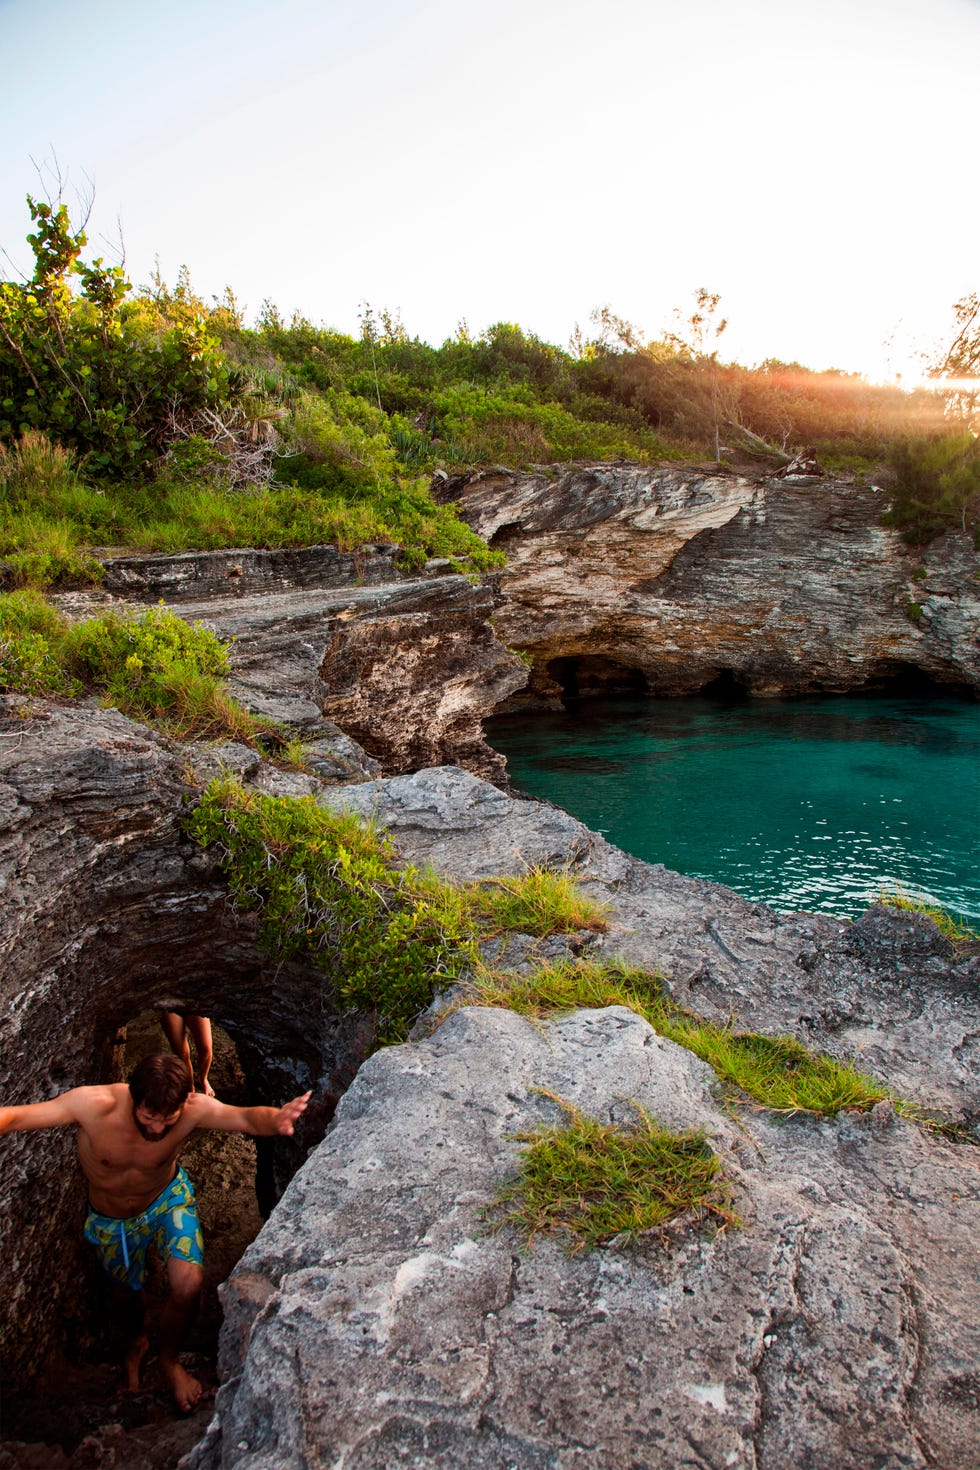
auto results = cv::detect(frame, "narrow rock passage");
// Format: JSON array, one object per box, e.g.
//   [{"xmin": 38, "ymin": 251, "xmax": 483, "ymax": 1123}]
[{"xmin": 0, "ymin": 1019, "xmax": 266, "ymax": 1470}]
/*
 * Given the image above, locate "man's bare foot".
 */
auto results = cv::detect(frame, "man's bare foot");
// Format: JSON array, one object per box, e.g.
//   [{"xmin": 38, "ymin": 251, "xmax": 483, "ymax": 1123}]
[
  {"xmin": 161, "ymin": 1358, "xmax": 204, "ymax": 1413},
  {"xmin": 201, "ymin": 1080, "xmax": 216, "ymax": 1097},
  {"xmin": 120, "ymin": 1333, "xmax": 149, "ymax": 1393}
]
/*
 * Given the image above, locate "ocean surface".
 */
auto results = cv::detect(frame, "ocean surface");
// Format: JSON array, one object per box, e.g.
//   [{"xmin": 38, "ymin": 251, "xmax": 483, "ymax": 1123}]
[{"xmin": 487, "ymin": 695, "xmax": 980, "ymax": 924}]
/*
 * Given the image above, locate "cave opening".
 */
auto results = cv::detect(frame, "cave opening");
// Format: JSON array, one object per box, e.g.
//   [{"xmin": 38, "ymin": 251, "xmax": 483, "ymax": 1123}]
[
  {"xmin": 861, "ymin": 662, "xmax": 978, "ymax": 700},
  {"xmin": 547, "ymin": 654, "xmax": 649, "ymax": 704},
  {"xmin": 699, "ymin": 669, "xmax": 749, "ymax": 702},
  {"xmin": 0, "ymin": 941, "xmax": 375, "ymax": 1460}
]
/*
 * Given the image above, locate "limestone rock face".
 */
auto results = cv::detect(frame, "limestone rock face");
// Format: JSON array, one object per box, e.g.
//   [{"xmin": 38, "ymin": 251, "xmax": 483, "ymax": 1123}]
[
  {"xmin": 2, "ymin": 704, "xmax": 977, "ymax": 1464},
  {"xmin": 435, "ymin": 465, "xmax": 980, "ymax": 702},
  {"xmin": 193, "ymin": 1006, "xmax": 980, "ymax": 1470},
  {"xmin": 56, "ymin": 544, "xmax": 528, "ymax": 780}
]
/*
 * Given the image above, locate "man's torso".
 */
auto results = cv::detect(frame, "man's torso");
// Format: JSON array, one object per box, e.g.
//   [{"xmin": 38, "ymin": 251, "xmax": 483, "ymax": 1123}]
[{"xmin": 76, "ymin": 1086, "xmax": 199, "ymax": 1217}]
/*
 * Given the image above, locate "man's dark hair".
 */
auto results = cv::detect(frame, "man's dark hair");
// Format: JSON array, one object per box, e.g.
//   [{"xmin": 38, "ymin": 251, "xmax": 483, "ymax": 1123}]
[{"xmin": 128, "ymin": 1053, "xmax": 192, "ymax": 1114}]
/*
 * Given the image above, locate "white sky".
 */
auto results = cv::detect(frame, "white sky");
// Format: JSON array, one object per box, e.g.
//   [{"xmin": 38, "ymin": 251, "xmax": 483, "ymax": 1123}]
[{"xmin": 1, "ymin": 0, "xmax": 977, "ymax": 381}]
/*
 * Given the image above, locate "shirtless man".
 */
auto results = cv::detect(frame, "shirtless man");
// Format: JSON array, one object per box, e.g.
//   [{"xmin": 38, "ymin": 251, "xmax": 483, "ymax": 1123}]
[{"xmin": 0, "ymin": 1053, "xmax": 310, "ymax": 1412}]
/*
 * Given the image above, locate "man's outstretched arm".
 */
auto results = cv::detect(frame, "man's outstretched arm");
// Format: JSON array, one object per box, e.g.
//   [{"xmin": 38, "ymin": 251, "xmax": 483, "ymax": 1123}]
[
  {"xmin": 186, "ymin": 1091, "xmax": 312, "ymax": 1137},
  {"xmin": 0, "ymin": 1087, "xmax": 110, "ymax": 1136}
]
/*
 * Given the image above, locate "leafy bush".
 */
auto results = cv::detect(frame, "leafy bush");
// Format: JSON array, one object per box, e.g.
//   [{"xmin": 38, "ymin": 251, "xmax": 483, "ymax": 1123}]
[
  {"xmin": 0, "ymin": 594, "xmax": 262, "ymax": 739},
  {"xmin": 0, "ymin": 197, "xmax": 235, "ymax": 479},
  {"xmin": 64, "ymin": 604, "xmax": 238, "ymax": 734},
  {"xmin": 0, "ymin": 588, "xmax": 81, "ymax": 696}
]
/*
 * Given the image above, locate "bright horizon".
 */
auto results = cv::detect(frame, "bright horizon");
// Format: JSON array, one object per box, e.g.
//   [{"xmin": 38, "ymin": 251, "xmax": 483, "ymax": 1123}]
[{"xmin": 1, "ymin": 0, "xmax": 978, "ymax": 385}]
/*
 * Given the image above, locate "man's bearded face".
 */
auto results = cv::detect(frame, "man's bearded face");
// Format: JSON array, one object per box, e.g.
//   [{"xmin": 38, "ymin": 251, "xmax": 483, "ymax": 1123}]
[{"xmin": 133, "ymin": 1104, "xmax": 183, "ymax": 1141}]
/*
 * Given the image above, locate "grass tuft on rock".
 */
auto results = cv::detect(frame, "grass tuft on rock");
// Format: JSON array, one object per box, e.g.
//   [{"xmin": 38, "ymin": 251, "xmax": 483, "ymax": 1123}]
[
  {"xmin": 461, "ymin": 866, "xmax": 609, "ymax": 937},
  {"xmin": 878, "ymin": 887, "xmax": 978, "ymax": 946},
  {"xmin": 185, "ymin": 778, "xmax": 479, "ymax": 1042},
  {"xmin": 489, "ymin": 1091, "xmax": 736, "ymax": 1252},
  {"xmin": 467, "ymin": 958, "xmax": 893, "ymax": 1117},
  {"xmin": 184, "ymin": 782, "xmax": 614, "ymax": 1042}
]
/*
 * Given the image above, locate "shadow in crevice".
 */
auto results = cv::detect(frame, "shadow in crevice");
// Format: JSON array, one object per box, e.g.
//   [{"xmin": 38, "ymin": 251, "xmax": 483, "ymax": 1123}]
[{"xmin": 547, "ymin": 654, "xmax": 648, "ymax": 705}]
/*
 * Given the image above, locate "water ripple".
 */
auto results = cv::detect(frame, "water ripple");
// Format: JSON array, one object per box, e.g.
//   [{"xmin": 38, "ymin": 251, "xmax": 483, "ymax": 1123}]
[{"xmin": 489, "ymin": 694, "xmax": 980, "ymax": 924}]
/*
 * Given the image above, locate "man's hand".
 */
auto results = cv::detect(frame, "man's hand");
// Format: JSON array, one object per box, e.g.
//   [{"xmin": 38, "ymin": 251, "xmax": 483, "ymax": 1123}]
[{"xmin": 276, "ymin": 1092, "xmax": 312, "ymax": 1136}]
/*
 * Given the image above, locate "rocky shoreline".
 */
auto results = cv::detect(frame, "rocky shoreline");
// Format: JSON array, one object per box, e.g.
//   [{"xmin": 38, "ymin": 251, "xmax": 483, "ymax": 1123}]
[{"xmin": 1, "ymin": 470, "xmax": 979, "ymax": 1467}]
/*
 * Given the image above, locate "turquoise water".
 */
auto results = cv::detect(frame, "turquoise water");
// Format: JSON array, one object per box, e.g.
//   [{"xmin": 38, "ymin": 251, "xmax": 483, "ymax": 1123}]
[{"xmin": 487, "ymin": 696, "xmax": 980, "ymax": 924}]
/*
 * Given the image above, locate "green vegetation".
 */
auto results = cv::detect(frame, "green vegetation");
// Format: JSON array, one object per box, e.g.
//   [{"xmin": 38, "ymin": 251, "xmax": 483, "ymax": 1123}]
[
  {"xmin": 0, "ymin": 428, "xmax": 500, "ymax": 585},
  {"xmin": 878, "ymin": 887, "xmax": 978, "ymax": 946},
  {"xmin": 0, "ymin": 197, "xmax": 234, "ymax": 480},
  {"xmin": 489, "ymin": 1091, "xmax": 735, "ymax": 1252},
  {"xmin": 461, "ymin": 866, "xmax": 609, "ymax": 937},
  {"xmin": 2, "ymin": 193, "xmax": 977, "ymax": 584},
  {"xmin": 884, "ymin": 434, "xmax": 980, "ymax": 547},
  {"xmin": 184, "ymin": 783, "xmax": 606, "ymax": 1043},
  {"xmin": 0, "ymin": 591, "xmax": 264, "ymax": 740},
  {"xmin": 467, "ymin": 958, "xmax": 893, "ymax": 1117},
  {"xmin": 185, "ymin": 778, "xmax": 477, "ymax": 1042},
  {"xmin": 0, "ymin": 588, "xmax": 81, "ymax": 697}
]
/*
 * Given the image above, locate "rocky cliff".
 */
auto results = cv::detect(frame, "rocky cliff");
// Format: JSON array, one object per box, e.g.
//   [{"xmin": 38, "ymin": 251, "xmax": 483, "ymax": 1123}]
[
  {"xmin": 196, "ymin": 1006, "xmax": 979, "ymax": 1470},
  {"xmin": 435, "ymin": 465, "xmax": 980, "ymax": 706},
  {"xmin": 190, "ymin": 764, "xmax": 979, "ymax": 1470}
]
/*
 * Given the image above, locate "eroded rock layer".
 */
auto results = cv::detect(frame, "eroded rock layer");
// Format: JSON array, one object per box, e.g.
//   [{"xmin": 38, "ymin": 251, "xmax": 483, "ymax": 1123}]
[
  {"xmin": 55, "ymin": 544, "xmax": 528, "ymax": 780},
  {"xmin": 2, "ymin": 705, "xmax": 977, "ymax": 1468},
  {"xmin": 0, "ymin": 700, "xmax": 367, "ymax": 1383},
  {"xmin": 435, "ymin": 465, "xmax": 980, "ymax": 704}
]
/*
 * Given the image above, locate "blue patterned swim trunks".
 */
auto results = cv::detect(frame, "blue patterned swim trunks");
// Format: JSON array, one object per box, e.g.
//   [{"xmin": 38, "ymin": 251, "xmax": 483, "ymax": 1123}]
[{"xmin": 83, "ymin": 1166, "xmax": 204, "ymax": 1291}]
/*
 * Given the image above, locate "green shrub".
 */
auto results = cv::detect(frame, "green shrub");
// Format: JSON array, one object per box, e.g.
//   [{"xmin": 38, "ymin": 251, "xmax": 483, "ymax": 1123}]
[
  {"xmin": 184, "ymin": 779, "xmax": 478, "ymax": 1042},
  {"xmin": 163, "ymin": 434, "xmax": 230, "ymax": 483},
  {"xmin": 884, "ymin": 434, "xmax": 980, "ymax": 546},
  {"xmin": 0, "ymin": 198, "xmax": 235, "ymax": 479},
  {"xmin": 0, "ymin": 589, "xmax": 80, "ymax": 696},
  {"xmin": 286, "ymin": 390, "xmax": 397, "ymax": 490},
  {"xmin": 61, "ymin": 605, "xmax": 264, "ymax": 738},
  {"xmin": 0, "ymin": 594, "xmax": 263, "ymax": 740},
  {"xmin": 2, "ymin": 545, "xmax": 105, "ymax": 591}
]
